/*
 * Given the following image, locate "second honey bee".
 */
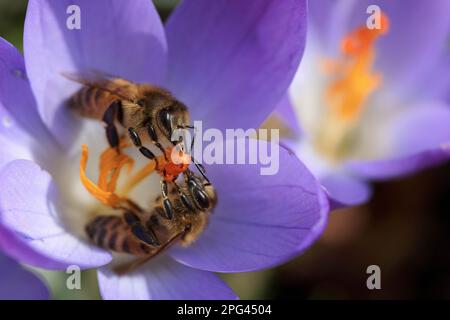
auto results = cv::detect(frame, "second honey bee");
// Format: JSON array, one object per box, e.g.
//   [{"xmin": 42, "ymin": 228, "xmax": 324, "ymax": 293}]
[{"xmin": 85, "ymin": 170, "xmax": 216, "ymax": 273}]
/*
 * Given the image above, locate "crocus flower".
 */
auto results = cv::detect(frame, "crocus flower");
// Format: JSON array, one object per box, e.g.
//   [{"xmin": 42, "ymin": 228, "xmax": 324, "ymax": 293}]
[
  {"xmin": 0, "ymin": 251, "xmax": 49, "ymax": 300},
  {"xmin": 0, "ymin": 0, "xmax": 328, "ymax": 299},
  {"xmin": 275, "ymin": 0, "xmax": 450, "ymax": 207}
]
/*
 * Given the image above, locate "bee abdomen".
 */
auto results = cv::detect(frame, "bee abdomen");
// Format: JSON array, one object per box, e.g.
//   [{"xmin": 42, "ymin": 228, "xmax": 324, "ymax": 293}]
[
  {"xmin": 69, "ymin": 86, "xmax": 114, "ymax": 120},
  {"xmin": 85, "ymin": 215, "xmax": 120, "ymax": 249},
  {"xmin": 85, "ymin": 215, "xmax": 155, "ymax": 257}
]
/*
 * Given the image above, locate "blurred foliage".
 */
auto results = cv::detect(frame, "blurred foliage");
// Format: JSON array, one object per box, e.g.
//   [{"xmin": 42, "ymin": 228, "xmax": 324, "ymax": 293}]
[
  {"xmin": 0, "ymin": 0, "xmax": 179, "ymax": 51},
  {"xmin": 0, "ymin": 0, "xmax": 27, "ymax": 51},
  {"xmin": 29, "ymin": 268, "xmax": 101, "ymax": 300}
]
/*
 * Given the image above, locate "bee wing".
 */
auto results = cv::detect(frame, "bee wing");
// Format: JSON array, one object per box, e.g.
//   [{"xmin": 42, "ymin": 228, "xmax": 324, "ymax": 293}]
[
  {"xmin": 61, "ymin": 70, "xmax": 138, "ymax": 102},
  {"xmin": 113, "ymin": 228, "xmax": 188, "ymax": 275}
]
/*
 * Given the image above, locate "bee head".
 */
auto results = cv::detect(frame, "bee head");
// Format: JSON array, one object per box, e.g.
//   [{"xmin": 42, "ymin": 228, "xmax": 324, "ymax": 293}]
[{"xmin": 157, "ymin": 102, "xmax": 190, "ymax": 141}]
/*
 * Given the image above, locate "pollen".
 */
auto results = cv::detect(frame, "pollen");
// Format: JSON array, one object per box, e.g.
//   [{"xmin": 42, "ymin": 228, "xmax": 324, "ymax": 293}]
[
  {"xmin": 325, "ymin": 13, "xmax": 389, "ymax": 122},
  {"xmin": 158, "ymin": 146, "xmax": 191, "ymax": 182}
]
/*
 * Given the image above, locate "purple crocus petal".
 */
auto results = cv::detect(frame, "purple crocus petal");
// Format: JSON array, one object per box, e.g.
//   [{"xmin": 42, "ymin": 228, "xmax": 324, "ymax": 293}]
[
  {"xmin": 0, "ymin": 37, "xmax": 52, "ymax": 141},
  {"xmin": 347, "ymin": 148, "xmax": 450, "ymax": 181},
  {"xmin": 276, "ymin": 139, "xmax": 370, "ymax": 208},
  {"xmin": 98, "ymin": 256, "xmax": 237, "ymax": 300},
  {"xmin": 352, "ymin": 103, "xmax": 450, "ymax": 180},
  {"xmin": 165, "ymin": 0, "xmax": 307, "ymax": 130},
  {"xmin": 308, "ymin": 0, "xmax": 355, "ymax": 55},
  {"xmin": 321, "ymin": 174, "xmax": 372, "ymax": 210},
  {"xmin": 0, "ymin": 37, "xmax": 56, "ymax": 169},
  {"xmin": 389, "ymin": 104, "xmax": 450, "ymax": 156},
  {"xmin": 370, "ymin": 0, "xmax": 450, "ymax": 97},
  {"xmin": 24, "ymin": 0, "xmax": 167, "ymax": 146},
  {"xmin": 348, "ymin": 104, "xmax": 450, "ymax": 180},
  {"xmin": 170, "ymin": 139, "xmax": 328, "ymax": 273},
  {"xmin": 273, "ymin": 94, "xmax": 302, "ymax": 137},
  {"xmin": 0, "ymin": 113, "xmax": 34, "ymax": 170},
  {"xmin": 0, "ymin": 159, "xmax": 111, "ymax": 269},
  {"xmin": 418, "ymin": 58, "xmax": 450, "ymax": 103},
  {"xmin": 0, "ymin": 251, "xmax": 49, "ymax": 300}
]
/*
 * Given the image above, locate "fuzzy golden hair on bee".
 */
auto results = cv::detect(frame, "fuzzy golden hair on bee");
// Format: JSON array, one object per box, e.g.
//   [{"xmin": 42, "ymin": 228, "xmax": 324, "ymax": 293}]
[{"xmin": 65, "ymin": 71, "xmax": 190, "ymax": 153}]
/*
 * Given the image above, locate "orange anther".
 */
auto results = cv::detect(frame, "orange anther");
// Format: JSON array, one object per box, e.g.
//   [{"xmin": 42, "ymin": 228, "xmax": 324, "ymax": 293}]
[
  {"xmin": 156, "ymin": 146, "xmax": 191, "ymax": 182},
  {"xmin": 80, "ymin": 144, "xmax": 127, "ymax": 208},
  {"xmin": 324, "ymin": 12, "xmax": 390, "ymax": 122}
]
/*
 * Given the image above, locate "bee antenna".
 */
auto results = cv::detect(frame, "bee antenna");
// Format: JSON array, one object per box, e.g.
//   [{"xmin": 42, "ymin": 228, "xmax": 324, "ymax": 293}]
[
  {"xmin": 191, "ymin": 157, "xmax": 210, "ymax": 185},
  {"xmin": 177, "ymin": 124, "xmax": 194, "ymax": 129}
]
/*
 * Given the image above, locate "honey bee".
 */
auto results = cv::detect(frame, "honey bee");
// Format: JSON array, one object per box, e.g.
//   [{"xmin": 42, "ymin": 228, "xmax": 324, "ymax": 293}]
[
  {"xmin": 67, "ymin": 73, "xmax": 209, "ymax": 181},
  {"xmin": 70, "ymin": 73, "xmax": 215, "ymax": 273},
  {"xmin": 66, "ymin": 73, "xmax": 192, "ymax": 156},
  {"xmin": 85, "ymin": 170, "xmax": 216, "ymax": 274}
]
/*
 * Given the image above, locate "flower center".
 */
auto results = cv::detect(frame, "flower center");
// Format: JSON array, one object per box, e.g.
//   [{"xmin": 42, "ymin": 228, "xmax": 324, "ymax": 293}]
[
  {"xmin": 80, "ymin": 140, "xmax": 191, "ymax": 209},
  {"xmin": 314, "ymin": 13, "xmax": 389, "ymax": 162}
]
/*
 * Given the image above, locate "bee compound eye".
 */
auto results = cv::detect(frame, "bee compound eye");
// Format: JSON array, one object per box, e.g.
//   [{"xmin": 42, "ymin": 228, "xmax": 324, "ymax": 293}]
[{"xmin": 158, "ymin": 109, "xmax": 172, "ymax": 133}]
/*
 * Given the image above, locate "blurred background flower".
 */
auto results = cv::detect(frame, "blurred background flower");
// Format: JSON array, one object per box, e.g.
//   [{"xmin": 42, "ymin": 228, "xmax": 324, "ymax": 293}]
[
  {"xmin": 271, "ymin": 0, "xmax": 450, "ymax": 208},
  {"xmin": 1, "ymin": 0, "xmax": 449, "ymax": 300}
]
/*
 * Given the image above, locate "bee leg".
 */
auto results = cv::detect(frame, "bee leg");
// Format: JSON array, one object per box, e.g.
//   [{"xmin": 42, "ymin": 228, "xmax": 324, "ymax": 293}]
[
  {"xmin": 177, "ymin": 124, "xmax": 195, "ymax": 129},
  {"xmin": 113, "ymin": 226, "xmax": 190, "ymax": 275},
  {"xmin": 191, "ymin": 157, "xmax": 210, "ymax": 186},
  {"xmin": 184, "ymin": 125, "xmax": 210, "ymax": 185},
  {"xmin": 128, "ymin": 127, "xmax": 160, "ymax": 167},
  {"xmin": 123, "ymin": 210, "xmax": 160, "ymax": 247},
  {"xmin": 102, "ymin": 100, "xmax": 122, "ymax": 150},
  {"xmin": 105, "ymin": 125, "xmax": 119, "ymax": 150},
  {"xmin": 147, "ymin": 124, "xmax": 168, "ymax": 160},
  {"xmin": 160, "ymin": 180, "xmax": 174, "ymax": 220},
  {"xmin": 173, "ymin": 180, "xmax": 196, "ymax": 212},
  {"xmin": 184, "ymin": 171, "xmax": 211, "ymax": 210}
]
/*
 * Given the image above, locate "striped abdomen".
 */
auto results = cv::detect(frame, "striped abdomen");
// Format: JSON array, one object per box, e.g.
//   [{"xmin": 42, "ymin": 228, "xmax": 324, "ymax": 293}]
[
  {"xmin": 85, "ymin": 215, "xmax": 157, "ymax": 257},
  {"xmin": 68, "ymin": 78, "xmax": 138, "ymax": 120}
]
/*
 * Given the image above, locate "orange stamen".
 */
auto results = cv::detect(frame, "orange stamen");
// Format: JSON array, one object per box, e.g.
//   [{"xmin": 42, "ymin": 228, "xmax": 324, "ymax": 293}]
[
  {"xmin": 325, "ymin": 13, "xmax": 389, "ymax": 122},
  {"xmin": 314, "ymin": 13, "xmax": 390, "ymax": 161},
  {"xmin": 80, "ymin": 144, "xmax": 126, "ymax": 208},
  {"xmin": 80, "ymin": 141, "xmax": 192, "ymax": 208},
  {"xmin": 98, "ymin": 144, "xmax": 134, "ymax": 192},
  {"xmin": 341, "ymin": 14, "xmax": 389, "ymax": 55}
]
